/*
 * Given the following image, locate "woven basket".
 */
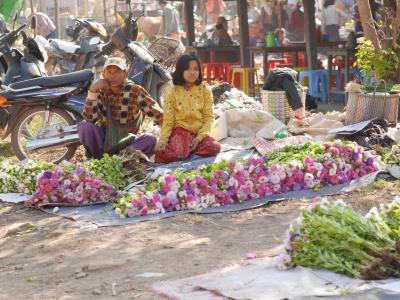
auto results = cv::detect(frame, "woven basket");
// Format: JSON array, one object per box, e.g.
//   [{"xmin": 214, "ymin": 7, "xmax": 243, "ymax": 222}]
[
  {"xmin": 345, "ymin": 93, "xmax": 399, "ymax": 125},
  {"xmin": 261, "ymin": 87, "xmax": 307, "ymax": 124}
]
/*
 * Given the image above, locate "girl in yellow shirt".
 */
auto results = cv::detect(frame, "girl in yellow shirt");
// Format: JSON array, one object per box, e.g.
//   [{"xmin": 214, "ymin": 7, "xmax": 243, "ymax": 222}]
[{"xmin": 155, "ymin": 54, "xmax": 221, "ymax": 163}]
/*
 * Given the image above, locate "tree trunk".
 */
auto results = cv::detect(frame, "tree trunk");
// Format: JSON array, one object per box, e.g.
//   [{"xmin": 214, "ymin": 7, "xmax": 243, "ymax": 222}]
[{"xmin": 357, "ymin": 0, "xmax": 381, "ymax": 51}]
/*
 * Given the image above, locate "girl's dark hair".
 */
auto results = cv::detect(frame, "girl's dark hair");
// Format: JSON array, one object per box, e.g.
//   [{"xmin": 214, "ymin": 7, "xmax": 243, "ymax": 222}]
[
  {"xmin": 324, "ymin": 0, "xmax": 335, "ymax": 8},
  {"xmin": 172, "ymin": 54, "xmax": 202, "ymax": 86}
]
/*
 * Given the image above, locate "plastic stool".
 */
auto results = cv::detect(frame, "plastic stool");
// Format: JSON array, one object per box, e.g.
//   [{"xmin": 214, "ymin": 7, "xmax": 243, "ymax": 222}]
[
  {"xmin": 321, "ymin": 69, "xmax": 340, "ymax": 90},
  {"xmin": 231, "ymin": 67, "xmax": 260, "ymax": 96},
  {"xmin": 201, "ymin": 62, "xmax": 227, "ymax": 83},
  {"xmin": 225, "ymin": 63, "xmax": 242, "ymax": 83},
  {"xmin": 299, "ymin": 70, "xmax": 329, "ymax": 103}
]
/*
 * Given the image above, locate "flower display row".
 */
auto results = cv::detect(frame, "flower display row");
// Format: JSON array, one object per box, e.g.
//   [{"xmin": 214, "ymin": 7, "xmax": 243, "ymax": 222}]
[
  {"xmin": 113, "ymin": 141, "xmax": 380, "ymax": 218},
  {"xmin": 25, "ymin": 165, "xmax": 116, "ymax": 207},
  {"xmin": 279, "ymin": 197, "xmax": 400, "ymax": 280},
  {"xmin": 0, "ymin": 154, "xmax": 127, "ymax": 195}
]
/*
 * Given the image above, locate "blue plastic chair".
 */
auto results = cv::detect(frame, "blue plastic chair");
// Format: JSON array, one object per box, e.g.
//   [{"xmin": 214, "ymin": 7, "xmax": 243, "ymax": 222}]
[
  {"xmin": 340, "ymin": 67, "xmax": 362, "ymax": 86},
  {"xmin": 299, "ymin": 70, "xmax": 329, "ymax": 104}
]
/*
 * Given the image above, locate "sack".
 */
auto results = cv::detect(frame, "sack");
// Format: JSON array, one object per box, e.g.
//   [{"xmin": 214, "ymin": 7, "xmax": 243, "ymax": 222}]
[
  {"xmin": 261, "ymin": 87, "xmax": 307, "ymax": 124},
  {"xmin": 345, "ymin": 92, "xmax": 399, "ymax": 125}
]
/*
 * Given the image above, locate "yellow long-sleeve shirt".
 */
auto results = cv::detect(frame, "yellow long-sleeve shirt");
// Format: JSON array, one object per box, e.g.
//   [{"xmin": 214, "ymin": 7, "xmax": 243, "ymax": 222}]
[{"xmin": 159, "ymin": 83, "xmax": 214, "ymax": 143}]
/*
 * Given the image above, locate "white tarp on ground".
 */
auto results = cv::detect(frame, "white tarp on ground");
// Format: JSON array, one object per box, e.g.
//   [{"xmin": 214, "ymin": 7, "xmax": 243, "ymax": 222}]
[
  {"xmin": 153, "ymin": 256, "xmax": 399, "ymax": 300},
  {"xmin": 0, "ymin": 193, "xmax": 31, "ymax": 203}
]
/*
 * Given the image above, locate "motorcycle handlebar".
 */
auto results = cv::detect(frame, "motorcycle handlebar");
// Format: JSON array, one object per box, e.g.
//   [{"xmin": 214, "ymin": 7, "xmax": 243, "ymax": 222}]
[
  {"xmin": 95, "ymin": 42, "xmax": 113, "ymax": 58},
  {"xmin": 13, "ymin": 24, "xmax": 27, "ymax": 35}
]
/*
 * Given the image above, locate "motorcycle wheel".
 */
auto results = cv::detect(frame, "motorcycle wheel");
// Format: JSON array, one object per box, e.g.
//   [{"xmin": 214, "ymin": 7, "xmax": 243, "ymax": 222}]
[{"xmin": 11, "ymin": 107, "xmax": 78, "ymax": 164}]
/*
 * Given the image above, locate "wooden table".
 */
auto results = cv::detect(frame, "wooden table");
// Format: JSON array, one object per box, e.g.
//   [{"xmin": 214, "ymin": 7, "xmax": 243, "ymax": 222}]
[
  {"xmin": 186, "ymin": 45, "xmax": 241, "ymax": 63},
  {"xmin": 248, "ymin": 44, "xmax": 307, "ymax": 78},
  {"xmin": 325, "ymin": 47, "xmax": 357, "ymax": 101}
]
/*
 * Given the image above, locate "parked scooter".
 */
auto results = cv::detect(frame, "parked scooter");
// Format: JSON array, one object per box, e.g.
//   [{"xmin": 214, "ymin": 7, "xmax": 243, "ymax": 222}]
[
  {"xmin": 0, "ymin": 16, "xmax": 48, "ymax": 85},
  {"xmin": 66, "ymin": 17, "xmax": 107, "ymax": 43},
  {"xmin": 0, "ymin": 69, "xmax": 93, "ymax": 163},
  {"xmin": 45, "ymin": 35, "xmax": 106, "ymax": 77},
  {"xmin": 45, "ymin": 17, "xmax": 107, "ymax": 76}
]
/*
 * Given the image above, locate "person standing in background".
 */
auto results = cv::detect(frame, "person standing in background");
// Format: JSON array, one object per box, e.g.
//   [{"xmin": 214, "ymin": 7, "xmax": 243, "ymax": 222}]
[
  {"xmin": 28, "ymin": 11, "xmax": 56, "ymax": 39},
  {"xmin": 271, "ymin": 0, "xmax": 289, "ymax": 31},
  {"xmin": 289, "ymin": 1, "xmax": 305, "ymax": 41},
  {"xmin": 322, "ymin": 0, "xmax": 349, "ymax": 41},
  {"xmin": 159, "ymin": 0, "xmax": 180, "ymax": 40}
]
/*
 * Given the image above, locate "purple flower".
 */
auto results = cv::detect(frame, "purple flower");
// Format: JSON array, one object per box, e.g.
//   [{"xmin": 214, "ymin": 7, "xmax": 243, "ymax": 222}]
[
  {"xmin": 289, "ymin": 233, "xmax": 302, "ymax": 241},
  {"xmin": 366, "ymin": 157, "xmax": 374, "ymax": 166},
  {"xmin": 43, "ymin": 171, "xmax": 53, "ymax": 179}
]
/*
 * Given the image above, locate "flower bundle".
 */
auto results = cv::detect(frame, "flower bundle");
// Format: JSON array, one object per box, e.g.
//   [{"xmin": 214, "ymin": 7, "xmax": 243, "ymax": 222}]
[
  {"xmin": 113, "ymin": 141, "xmax": 379, "ymax": 218},
  {"xmin": 83, "ymin": 154, "xmax": 128, "ymax": 191},
  {"xmin": 280, "ymin": 197, "xmax": 400, "ymax": 280},
  {"xmin": 0, "ymin": 161, "xmax": 55, "ymax": 194},
  {"xmin": 25, "ymin": 165, "xmax": 117, "ymax": 207}
]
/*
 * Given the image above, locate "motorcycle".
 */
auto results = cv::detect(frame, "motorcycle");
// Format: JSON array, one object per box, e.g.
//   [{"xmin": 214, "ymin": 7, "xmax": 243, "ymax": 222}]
[
  {"xmin": 66, "ymin": 17, "xmax": 107, "ymax": 43},
  {"xmin": 0, "ymin": 18, "xmax": 48, "ymax": 86},
  {"xmin": 45, "ymin": 35, "xmax": 106, "ymax": 77},
  {"xmin": 0, "ymin": 69, "xmax": 93, "ymax": 163},
  {"xmin": 45, "ymin": 17, "xmax": 107, "ymax": 76}
]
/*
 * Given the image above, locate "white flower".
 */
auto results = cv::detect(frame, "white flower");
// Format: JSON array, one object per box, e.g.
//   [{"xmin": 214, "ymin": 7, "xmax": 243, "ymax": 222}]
[
  {"xmin": 304, "ymin": 173, "xmax": 314, "ymax": 182},
  {"xmin": 167, "ymin": 191, "xmax": 177, "ymax": 200},
  {"xmin": 115, "ymin": 208, "xmax": 121, "ymax": 215},
  {"xmin": 259, "ymin": 176, "xmax": 268, "ymax": 183},
  {"xmin": 275, "ymin": 253, "xmax": 292, "ymax": 270},
  {"xmin": 328, "ymin": 168, "xmax": 336, "ymax": 176},
  {"xmin": 234, "ymin": 162, "xmax": 244, "ymax": 172},
  {"xmin": 248, "ymin": 164, "xmax": 255, "ymax": 173},
  {"xmin": 333, "ymin": 199, "xmax": 346, "ymax": 207},
  {"xmin": 270, "ymin": 173, "xmax": 280, "ymax": 184},
  {"xmin": 170, "ymin": 181, "xmax": 181, "ymax": 192}
]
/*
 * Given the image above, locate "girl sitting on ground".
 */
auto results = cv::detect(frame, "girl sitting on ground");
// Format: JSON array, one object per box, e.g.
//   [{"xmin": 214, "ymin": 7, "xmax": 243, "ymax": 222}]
[{"xmin": 155, "ymin": 54, "xmax": 221, "ymax": 163}]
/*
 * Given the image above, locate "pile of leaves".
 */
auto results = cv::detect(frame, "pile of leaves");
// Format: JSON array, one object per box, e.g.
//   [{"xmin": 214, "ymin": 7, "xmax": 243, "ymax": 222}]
[
  {"xmin": 266, "ymin": 142, "xmax": 328, "ymax": 164},
  {"xmin": 280, "ymin": 198, "xmax": 400, "ymax": 279}
]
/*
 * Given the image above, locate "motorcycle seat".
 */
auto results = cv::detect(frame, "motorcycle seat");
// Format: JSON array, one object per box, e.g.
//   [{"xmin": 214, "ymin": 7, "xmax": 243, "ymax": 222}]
[
  {"xmin": 9, "ymin": 69, "xmax": 94, "ymax": 90},
  {"xmin": 49, "ymin": 38, "xmax": 80, "ymax": 54}
]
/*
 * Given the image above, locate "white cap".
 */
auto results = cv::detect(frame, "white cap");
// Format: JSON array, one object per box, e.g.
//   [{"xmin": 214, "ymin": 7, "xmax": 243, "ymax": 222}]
[{"xmin": 104, "ymin": 56, "xmax": 127, "ymax": 70}]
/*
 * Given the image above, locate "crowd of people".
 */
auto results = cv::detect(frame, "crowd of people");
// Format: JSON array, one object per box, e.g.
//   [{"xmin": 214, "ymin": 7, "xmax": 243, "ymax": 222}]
[{"xmin": 194, "ymin": 0, "xmax": 382, "ymax": 47}]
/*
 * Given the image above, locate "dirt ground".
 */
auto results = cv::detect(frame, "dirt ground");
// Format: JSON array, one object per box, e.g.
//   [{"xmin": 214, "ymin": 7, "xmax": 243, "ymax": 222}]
[{"xmin": 1, "ymin": 178, "xmax": 399, "ymax": 300}]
